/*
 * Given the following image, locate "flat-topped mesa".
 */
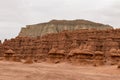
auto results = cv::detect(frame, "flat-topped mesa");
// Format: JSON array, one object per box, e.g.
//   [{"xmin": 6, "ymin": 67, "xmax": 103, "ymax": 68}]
[{"xmin": 18, "ymin": 19, "xmax": 113, "ymax": 37}]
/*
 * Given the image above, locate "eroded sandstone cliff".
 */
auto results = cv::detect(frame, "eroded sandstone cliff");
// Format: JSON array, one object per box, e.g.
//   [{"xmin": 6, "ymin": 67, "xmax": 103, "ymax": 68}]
[
  {"xmin": 18, "ymin": 19, "xmax": 113, "ymax": 37},
  {"xmin": 1, "ymin": 29, "xmax": 120, "ymax": 65},
  {"xmin": 0, "ymin": 20, "xmax": 118, "ymax": 65}
]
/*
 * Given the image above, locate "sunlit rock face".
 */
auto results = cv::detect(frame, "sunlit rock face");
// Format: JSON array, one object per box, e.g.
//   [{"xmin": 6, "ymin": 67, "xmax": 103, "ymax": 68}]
[{"xmin": 18, "ymin": 19, "xmax": 113, "ymax": 37}]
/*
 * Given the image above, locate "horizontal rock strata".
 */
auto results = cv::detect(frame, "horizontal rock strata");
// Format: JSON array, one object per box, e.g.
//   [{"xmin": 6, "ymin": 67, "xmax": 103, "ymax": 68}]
[
  {"xmin": 19, "ymin": 19, "xmax": 113, "ymax": 37},
  {"xmin": 1, "ymin": 29, "xmax": 120, "ymax": 65}
]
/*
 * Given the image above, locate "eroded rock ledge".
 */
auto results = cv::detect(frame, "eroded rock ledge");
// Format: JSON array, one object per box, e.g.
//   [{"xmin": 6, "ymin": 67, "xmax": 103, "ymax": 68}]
[{"xmin": 1, "ymin": 28, "xmax": 120, "ymax": 65}]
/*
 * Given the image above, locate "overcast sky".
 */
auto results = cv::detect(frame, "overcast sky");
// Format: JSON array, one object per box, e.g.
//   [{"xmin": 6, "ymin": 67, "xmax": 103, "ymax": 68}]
[{"xmin": 0, "ymin": 0, "xmax": 120, "ymax": 41}]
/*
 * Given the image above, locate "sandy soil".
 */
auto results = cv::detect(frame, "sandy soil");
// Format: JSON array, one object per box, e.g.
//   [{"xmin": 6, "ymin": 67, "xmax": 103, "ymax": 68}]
[{"xmin": 0, "ymin": 61, "xmax": 120, "ymax": 80}]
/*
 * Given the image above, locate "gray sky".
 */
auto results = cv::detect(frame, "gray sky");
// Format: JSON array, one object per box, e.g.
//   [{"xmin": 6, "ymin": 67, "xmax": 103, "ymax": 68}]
[{"xmin": 0, "ymin": 0, "xmax": 120, "ymax": 41}]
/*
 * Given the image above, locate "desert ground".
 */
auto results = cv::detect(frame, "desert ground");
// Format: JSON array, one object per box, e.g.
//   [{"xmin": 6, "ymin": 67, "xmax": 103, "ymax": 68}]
[{"xmin": 0, "ymin": 61, "xmax": 120, "ymax": 80}]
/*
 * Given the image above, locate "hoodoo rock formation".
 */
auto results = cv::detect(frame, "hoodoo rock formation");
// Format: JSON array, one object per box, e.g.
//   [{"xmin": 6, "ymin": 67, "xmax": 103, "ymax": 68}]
[
  {"xmin": 19, "ymin": 19, "xmax": 113, "ymax": 37},
  {"xmin": 0, "ymin": 19, "xmax": 120, "ymax": 66}
]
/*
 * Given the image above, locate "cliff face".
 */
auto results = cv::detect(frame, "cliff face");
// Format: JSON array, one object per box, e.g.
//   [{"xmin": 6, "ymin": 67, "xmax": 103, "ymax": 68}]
[
  {"xmin": 18, "ymin": 19, "xmax": 113, "ymax": 37},
  {"xmin": 2, "ymin": 29, "xmax": 120, "ymax": 65}
]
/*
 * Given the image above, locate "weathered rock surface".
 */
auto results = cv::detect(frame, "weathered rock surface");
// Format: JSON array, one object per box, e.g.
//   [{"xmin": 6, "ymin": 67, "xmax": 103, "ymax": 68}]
[
  {"xmin": 1, "ymin": 28, "xmax": 120, "ymax": 65},
  {"xmin": 18, "ymin": 19, "xmax": 113, "ymax": 37},
  {"xmin": 1, "ymin": 20, "xmax": 120, "ymax": 65}
]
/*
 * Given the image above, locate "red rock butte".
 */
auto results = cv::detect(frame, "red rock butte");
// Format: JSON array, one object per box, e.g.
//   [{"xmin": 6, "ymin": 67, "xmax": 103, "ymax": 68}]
[{"xmin": 1, "ymin": 19, "xmax": 120, "ymax": 65}]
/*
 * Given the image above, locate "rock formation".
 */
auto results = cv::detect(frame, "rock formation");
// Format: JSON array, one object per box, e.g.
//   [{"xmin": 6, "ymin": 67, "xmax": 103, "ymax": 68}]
[
  {"xmin": 19, "ymin": 19, "xmax": 113, "ymax": 37},
  {"xmin": 1, "ymin": 20, "xmax": 120, "ymax": 66},
  {"xmin": 1, "ymin": 28, "xmax": 120, "ymax": 65}
]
